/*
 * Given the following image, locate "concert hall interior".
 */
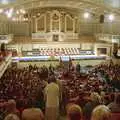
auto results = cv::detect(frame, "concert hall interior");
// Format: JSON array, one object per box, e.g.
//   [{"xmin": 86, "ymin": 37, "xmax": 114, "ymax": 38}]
[{"xmin": 0, "ymin": 0, "xmax": 120, "ymax": 120}]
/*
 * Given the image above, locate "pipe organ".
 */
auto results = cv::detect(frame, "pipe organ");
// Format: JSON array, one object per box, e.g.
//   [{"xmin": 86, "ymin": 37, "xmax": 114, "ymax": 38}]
[
  {"xmin": 32, "ymin": 10, "xmax": 79, "ymax": 41},
  {"xmin": 33, "ymin": 10, "xmax": 79, "ymax": 33}
]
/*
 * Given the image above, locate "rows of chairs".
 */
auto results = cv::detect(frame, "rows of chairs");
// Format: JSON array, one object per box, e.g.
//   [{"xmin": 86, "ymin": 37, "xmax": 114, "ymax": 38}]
[
  {"xmin": 39, "ymin": 48, "xmax": 80, "ymax": 56},
  {"xmin": 22, "ymin": 48, "xmax": 94, "ymax": 56}
]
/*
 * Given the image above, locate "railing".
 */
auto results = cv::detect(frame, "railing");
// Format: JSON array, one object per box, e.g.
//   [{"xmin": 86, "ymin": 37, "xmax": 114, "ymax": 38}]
[
  {"xmin": 0, "ymin": 34, "xmax": 13, "ymax": 43},
  {"xmin": 0, "ymin": 53, "xmax": 12, "ymax": 78},
  {"xmin": 95, "ymin": 33, "xmax": 120, "ymax": 43},
  {"xmin": 32, "ymin": 32, "xmax": 79, "ymax": 41}
]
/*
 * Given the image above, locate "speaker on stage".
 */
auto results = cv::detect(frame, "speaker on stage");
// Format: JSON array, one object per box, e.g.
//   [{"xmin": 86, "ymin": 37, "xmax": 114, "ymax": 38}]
[{"xmin": 100, "ymin": 14, "xmax": 104, "ymax": 23}]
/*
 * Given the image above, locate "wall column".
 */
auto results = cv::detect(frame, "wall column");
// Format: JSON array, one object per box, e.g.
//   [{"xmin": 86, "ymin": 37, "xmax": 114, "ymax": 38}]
[{"xmin": 73, "ymin": 19, "xmax": 75, "ymax": 33}]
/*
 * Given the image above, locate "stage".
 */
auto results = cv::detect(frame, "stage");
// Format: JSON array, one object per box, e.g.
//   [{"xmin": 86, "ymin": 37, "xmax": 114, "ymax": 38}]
[{"xmin": 12, "ymin": 55, "xmax": 107, "ymax": 62}]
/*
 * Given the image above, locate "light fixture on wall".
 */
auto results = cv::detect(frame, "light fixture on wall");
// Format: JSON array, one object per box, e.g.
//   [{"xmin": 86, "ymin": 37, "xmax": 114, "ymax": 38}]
[
  {"xmin": 83, "ymin": 12, "xmax": 90, "ymax": 19},
  {"xmin": 5, "ymin": 8, "xmax": 14, "ymax": 18},
  {"xmin": 20, "ymin": 9, "xmax": 26, "ymax": 14},
  {"xmin": 16, "ymin": 10, "xmax": 19, "ymax": 15},
  {"xmin": 0, "ymin": 9, "xmax": 3, "ymax": 13},
  {"xmin": 37, "ymin": 13, "xmax": 40, "ymax": 16},
  {"xmin": 12, "ymin": 17, "xmax": 16, "ymax": 21},
  {"xmin": 109, "ymin": 14, "xmax": 115, "ymax": 21},
  {"xmin": 23, "ymin": 17, "xmax": 28, "ymax": 21}
]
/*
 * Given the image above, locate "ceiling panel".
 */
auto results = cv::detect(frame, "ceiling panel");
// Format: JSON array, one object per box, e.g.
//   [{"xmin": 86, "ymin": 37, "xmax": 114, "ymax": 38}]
[{"xmin": 0, "ymin": 0, "xmax": 120, "ymax": 21}]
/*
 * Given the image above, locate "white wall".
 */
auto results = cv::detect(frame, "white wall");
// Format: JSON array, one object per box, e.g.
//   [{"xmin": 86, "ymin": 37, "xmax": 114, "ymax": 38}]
[{"xmin": 0, "ymin": 21, "xmax": 120, "ymax": 36}]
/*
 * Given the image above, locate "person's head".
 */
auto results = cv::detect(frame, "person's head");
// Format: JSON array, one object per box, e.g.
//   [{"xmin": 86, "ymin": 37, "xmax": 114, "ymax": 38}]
[
  {"xmin": 48, "ymin": 75, "xmax": 56, "ymax": 83},
  {"xmin": 91, "ymin": 105, "xmax": 111, "ymax": 120},
  {"xmin": 22, "ymin": 108, "xmax": 44, "ymax": 120},
  {"xmin": 90, "ymin": 92, "xmax": 101, "ymax": 104},
  {"xmin": 4, "ymin": 114, "xmax": 20, "ymax": 120},
  {"xmin": 66, "ymin": 104, "xmax": 83, "ymax": 120},
  {"xmin": 7, "ymin": 99, "xmax": 16, "ymax": 111}
]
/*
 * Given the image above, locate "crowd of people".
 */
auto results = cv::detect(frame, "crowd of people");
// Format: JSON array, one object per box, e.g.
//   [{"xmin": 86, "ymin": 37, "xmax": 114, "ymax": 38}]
[
  {"xmin": 94, "ymin": 62, "xmax": 120, "ymax": 89},
  {"xmin": 0, "ymin": 60, "xmax": 119, "ymax": 120}
]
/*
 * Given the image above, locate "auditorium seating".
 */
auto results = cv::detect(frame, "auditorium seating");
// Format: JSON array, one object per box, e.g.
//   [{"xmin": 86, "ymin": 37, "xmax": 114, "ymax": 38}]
[
  {"xmin": 22, "ymin": 48, "xmax": 94, "ymax": 56},
  {"xmin": 0, "ymin": 62, "xmax": 119, "ymax": 120}
]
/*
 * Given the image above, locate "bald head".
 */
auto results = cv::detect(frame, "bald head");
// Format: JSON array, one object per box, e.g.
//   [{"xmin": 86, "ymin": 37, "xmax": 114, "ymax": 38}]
[{"xmin": 22, "ymin": 108, "xmax": 44, "ymax": 120}]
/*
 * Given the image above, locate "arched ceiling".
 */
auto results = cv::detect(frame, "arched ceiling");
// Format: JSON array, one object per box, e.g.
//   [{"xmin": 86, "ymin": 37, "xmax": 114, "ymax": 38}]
[{"xmin": 0, "ymin": 0, "xmax": 120, "ymax": 21}]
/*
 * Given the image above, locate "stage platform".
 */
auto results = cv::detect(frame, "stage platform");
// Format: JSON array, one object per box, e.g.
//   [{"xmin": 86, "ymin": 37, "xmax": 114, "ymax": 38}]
[{"xmin": 12, "ymin": 55, "xmax": 107, "ymax": 62}]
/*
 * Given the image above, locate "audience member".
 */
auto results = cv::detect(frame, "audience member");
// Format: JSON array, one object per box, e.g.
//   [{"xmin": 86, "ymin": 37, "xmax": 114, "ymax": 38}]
[
  {"xmin": 44, "ymin": 75, "xmax": 60, "ymax": 120},
  {"xmin": 0, "ymin": 62, "xmax": 119, "ymax": 120},
  {"xmin": 5, "ymin": 100, "xmax": 20, "ymax": 117},
  {"xmin": 66, "ymin": 104, "xmax": 83, "ymax": 120},
  {"xmin": 4, "ymin": 114, "xmax": 20, "ymax": 120},
  {"xmin": 22, "ymin": 108, "xmax": 44, "ymax": 120},
  {"xmin": 91, "ymin": 105, "xmax": 111, "ymax": 120},
  {"xmin": 83, "ymin": 92, "xmax": 102, "ymax": 120}
]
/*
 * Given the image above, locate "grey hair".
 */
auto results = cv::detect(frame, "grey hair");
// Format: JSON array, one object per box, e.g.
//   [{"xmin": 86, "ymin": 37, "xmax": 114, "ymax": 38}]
[{"xmin": 4, "ymin": 114, "xmax": 20, "ymax": 120}]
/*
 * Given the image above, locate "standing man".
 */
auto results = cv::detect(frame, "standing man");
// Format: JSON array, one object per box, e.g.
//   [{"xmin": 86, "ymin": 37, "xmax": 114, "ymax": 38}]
[
  {"xmin": 76, "ymin": 62, "xmax": 81, "ymax": 73},
  {"xmin": 44, "ymin": 75, "xmax": 60, "ymax": 120}
]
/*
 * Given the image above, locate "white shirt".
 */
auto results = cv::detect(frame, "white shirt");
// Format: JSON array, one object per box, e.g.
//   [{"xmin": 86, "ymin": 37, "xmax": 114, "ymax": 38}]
[{"xmin": 45, "ymin": 82, "xmax": 59, "ymax": 107}]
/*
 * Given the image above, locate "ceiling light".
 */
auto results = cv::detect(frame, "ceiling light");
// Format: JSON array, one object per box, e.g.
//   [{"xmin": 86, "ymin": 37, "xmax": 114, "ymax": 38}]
[
  {"xmin": 0, "ymin": 9, "xmax": 3, "ymax": 13},
  {"xmin": 84, "ymin": 12, "xmax": 89, "ymax": 19},
  {"xmin": 37, "ymin": 13, "xmax": 40, "ymax": 16},
  {"xmin": 25, "ymin": 18, "xmax": 28, "ymax": 21},
  {"xmin": 109, "ymin": 14, "xmax": 115, "ymax": 21},
  {"xmin": 23, "ymin": 18, "xmax": 26, "ymax": 21},
  {"xmin": 7, "ymin": 13, "xmax": 12, "ymax": 18},
  {"xmin": 16, "ymin": 10, "xmax": 19, "ymax": 14},
  {"xmin": 20, "ymin": 9, "xmax": 26, "ymax": 14},
  {"xmin": 9, "ymin": 8, "xmax": 14, "ymax": 13},
  {"xmin": 5, "ymin": 8, "xmax": 14, "ymax": 18}
]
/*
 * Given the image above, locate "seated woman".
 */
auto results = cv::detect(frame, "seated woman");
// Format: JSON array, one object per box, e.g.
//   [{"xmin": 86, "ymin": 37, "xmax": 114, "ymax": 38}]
[
  {"xmin": 91, "ymin": 105, "xmax": 111, "ymax": 120},
  {"xmin": 66, "ymin": 104, "xmax": 83, "ymax": 120}
]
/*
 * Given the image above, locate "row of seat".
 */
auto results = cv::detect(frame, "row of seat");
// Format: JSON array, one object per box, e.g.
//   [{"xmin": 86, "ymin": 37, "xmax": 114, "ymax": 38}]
[
  {"xmin": 22, "ymin": 48, "xmax": 94, "ymax": 56},
  {"xmin": 39, "ymin": 48, "xmax": 80, "ymax": 55}
]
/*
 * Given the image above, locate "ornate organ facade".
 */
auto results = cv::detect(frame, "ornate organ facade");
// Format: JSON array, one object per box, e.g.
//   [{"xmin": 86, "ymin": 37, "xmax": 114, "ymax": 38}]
[{"xmin": 31, "ymin": 9, "xmax": 79, "ymax": 41}]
